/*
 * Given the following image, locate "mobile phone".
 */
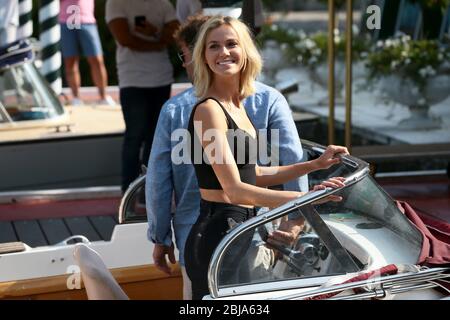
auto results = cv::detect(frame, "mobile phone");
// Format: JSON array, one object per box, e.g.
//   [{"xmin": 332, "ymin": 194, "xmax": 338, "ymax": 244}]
[{"xmin": 134, "ymin": 16, "xmax": 146, "ymax": 27}]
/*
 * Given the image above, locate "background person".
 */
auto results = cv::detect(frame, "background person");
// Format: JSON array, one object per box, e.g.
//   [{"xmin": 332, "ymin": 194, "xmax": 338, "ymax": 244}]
[
  {"xmin": 106, "ymin": 0, "xmax": 180, "ymax": 192},
  {"xmin": 146, "ymin": 14, "xmax": 309, "ymax": 300},
  {"xmin": 59, "ymin": 0, "xmax": 115, "ymax": 106}
]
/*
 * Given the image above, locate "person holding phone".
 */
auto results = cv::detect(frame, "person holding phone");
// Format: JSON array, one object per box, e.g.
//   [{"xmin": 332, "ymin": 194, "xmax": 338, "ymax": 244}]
[{"xmin": 106, "ymin": 0, "xmax": 180, "ymax": 192}]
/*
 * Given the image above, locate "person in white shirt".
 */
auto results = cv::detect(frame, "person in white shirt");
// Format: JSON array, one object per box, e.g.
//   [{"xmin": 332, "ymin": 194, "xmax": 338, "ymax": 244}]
[{"xmin": 106, "ymin": 0, "xmax": 180, "ymax": 192}]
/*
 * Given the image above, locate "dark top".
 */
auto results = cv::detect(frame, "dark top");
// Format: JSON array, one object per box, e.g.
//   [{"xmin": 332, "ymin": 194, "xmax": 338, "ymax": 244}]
[{"xmin": 187, "ymin": 97, "xmax": 257, "ymax": 190}]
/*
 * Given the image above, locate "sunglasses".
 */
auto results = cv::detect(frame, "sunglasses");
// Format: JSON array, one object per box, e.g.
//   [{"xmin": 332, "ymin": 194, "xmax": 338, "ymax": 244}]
[
  {"xmin": 177, "ymin": 51, "xmax": 187, "ymax": 63},
  {"xmin": 177, "ymin": 46, "xmax": 193, "ymax": 64}
]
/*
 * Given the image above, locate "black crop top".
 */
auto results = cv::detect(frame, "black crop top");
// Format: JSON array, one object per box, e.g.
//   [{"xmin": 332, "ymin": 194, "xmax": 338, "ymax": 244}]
[{"xmin": 187, "ymin": 97, "xmax": 257, "ymax": 190}]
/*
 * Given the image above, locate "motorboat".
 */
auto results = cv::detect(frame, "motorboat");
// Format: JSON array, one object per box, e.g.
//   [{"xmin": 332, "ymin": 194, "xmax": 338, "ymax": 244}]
[
  {"xmin": 203, "ymin": 141, "xmax": 450, "ymax": 300},
  {"xmin": 0, "ymin": 39, "xmax": 125, "ymax": 191},
  {"xmin": 0, "ymin": 140, "xmax": 448, "ymax": 300},
  {"xmin": 0, "ymin": 39, "xmax": 190, "ymax": 192}
]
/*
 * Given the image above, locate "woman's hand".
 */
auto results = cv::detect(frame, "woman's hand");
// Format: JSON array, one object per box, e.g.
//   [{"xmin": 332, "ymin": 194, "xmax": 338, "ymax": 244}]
[
  {"xmin": 311, "ymin": 176, "xmax": 346, "ymax": 202},
  {"xmin": 314, "ymin": 145, "xmax": 349, "ymax": 170}
]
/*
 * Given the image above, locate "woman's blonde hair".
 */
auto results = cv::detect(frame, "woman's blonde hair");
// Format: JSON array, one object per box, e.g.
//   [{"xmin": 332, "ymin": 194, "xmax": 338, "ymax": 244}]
[{"xmin": 192, "ymin": 15, "xmax": 262, "ymax": 99}]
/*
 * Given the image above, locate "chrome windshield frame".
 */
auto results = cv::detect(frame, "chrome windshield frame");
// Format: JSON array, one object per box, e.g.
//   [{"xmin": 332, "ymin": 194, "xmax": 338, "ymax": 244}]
[{"xmin": 207, "ymin": 140, "xmax": 371, "ymax": 298}]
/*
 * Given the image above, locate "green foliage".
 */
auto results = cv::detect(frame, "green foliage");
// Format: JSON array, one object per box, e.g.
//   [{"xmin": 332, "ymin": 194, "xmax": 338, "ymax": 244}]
[
  {"xmin": 257, "ymin": 23, "xmax": 372, "ymax": 69},
  {"xmin": 365, "ymin": 36, "xmax": 450, "ymax": 89},
  {"xmin": 285, "ymin": 30, "xmax": 371, "ymax": 68},
  {"xmin": 256, "ymin": 24, "xmax": 300, "ymax": 47}
]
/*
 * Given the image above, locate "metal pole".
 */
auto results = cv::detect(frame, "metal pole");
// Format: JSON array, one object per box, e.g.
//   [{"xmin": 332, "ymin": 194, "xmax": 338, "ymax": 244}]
[
  {"xmin": 328, "ymin": 0, "xmax": 336, "ymax": 145},
  {"xmin": 18, "ymin": 0, "xmax": 33, "ymax": 40},
  {"xmin": 39, "ymin": 0, "xmax": 62, "ymax": 95},
  {"xmin": 345, "ymin": 0, "xmax": 353, "ymax": 151}
]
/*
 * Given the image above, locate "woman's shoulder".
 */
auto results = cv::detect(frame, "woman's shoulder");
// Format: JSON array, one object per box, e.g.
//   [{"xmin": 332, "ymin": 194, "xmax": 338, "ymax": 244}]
[
  {"xmin": 193, "ymin": 99, "xmax": 228, "ymax": 126},
  {"xmin": 194, "ymin": 98, "xmax": 222, "ymax": 115}
]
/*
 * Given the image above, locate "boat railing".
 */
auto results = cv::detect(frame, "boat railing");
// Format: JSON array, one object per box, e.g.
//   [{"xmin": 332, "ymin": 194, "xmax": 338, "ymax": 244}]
[{"xmin": 118, "ymin": 172, "xmax": 146, "ymax": 224}]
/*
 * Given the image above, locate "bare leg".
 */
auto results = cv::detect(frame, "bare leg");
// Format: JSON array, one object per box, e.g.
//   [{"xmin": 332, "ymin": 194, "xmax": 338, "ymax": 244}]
[
  {"xmin": 87, "ymin": 55, "xmax": 108, "ymax": 100},
  {"xmin": 64, "ymin": 57, "xmax": 81, "ymax": 99}
]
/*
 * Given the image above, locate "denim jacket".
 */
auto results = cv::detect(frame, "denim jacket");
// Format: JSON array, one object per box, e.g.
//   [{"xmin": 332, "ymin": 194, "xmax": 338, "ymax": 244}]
[{"xmin": 146, "ymin": 81, "xmax": 308, "ymax": 265}]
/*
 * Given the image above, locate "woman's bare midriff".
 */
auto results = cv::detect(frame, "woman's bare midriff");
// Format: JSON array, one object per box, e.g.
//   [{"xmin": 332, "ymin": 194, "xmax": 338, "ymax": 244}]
[{"xmin": 199, "ymin": 189, "xmax": 254, "ymax": 208}]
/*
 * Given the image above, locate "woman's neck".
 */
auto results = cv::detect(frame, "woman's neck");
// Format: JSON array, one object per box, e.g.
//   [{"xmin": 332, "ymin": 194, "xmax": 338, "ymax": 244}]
[{"xmin": 209, "ymin": 76, "xmax": 241, "ymax": 106}]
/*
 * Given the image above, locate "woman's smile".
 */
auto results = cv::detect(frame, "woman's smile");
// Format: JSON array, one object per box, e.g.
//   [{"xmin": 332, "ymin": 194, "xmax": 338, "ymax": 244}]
[
  {"xmin": 205, "ymin": 25, "xmax": 243, "ymax": 76},
  {"xmin": 217, "ymin": 59, "xmax": 235, "ymax": 65}
]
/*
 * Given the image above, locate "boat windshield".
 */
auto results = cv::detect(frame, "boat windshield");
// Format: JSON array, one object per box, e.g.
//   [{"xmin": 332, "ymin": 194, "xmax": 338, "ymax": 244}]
[
  {"xmin": 0, "ymin": 62, "xmax": 64, "ymax": 123},
  {"xmin": 210, "ymin": 144, "xmax": 423, "ymax": 296}
]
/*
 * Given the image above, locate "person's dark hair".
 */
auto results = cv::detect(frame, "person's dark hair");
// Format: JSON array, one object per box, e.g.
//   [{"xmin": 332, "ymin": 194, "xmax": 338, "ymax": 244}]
[{"xmin": 174, "ymin": 14, "xmax": 211, "ymax": 49}]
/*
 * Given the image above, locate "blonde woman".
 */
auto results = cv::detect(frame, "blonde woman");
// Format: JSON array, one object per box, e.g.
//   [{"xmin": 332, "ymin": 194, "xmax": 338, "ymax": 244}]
[{"xmin": 185, "ymin": 15, "xmax": 347, "ymax": 299}]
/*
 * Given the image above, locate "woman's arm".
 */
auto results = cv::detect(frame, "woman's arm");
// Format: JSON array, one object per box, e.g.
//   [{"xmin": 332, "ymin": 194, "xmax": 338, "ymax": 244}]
[
  {"xmin": 255, "ymin": 145, "xmax": 349, "ymax": 187},
  {"xmin": 193, "ymin": 102, "xmax": 344, "ymax": 208}
]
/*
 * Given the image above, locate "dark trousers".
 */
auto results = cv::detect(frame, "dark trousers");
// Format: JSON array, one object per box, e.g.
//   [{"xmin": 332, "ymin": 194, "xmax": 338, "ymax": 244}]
[
  {"xmin": 184, "ymin": 199, "xmax": 256, "ymax": 300},
  {"xmin": 119, "ymin": 85, "xmax": 171, "ymax": 192}
]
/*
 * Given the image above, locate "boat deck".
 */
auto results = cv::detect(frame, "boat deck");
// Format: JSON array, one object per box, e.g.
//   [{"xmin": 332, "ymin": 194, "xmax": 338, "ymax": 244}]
[{"xmin": 0, "ymin": 196, "xmax": 121, "ymax": 247}]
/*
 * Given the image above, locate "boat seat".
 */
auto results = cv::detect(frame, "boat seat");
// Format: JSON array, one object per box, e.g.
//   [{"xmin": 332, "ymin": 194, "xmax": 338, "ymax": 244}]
[
  {"xmin": 0, "ymin": 241, "xmax": 26, "ymax": 254},
  {"xmin": 73, "ymin": 243, "xmax": 129, "ymax": 300}
]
